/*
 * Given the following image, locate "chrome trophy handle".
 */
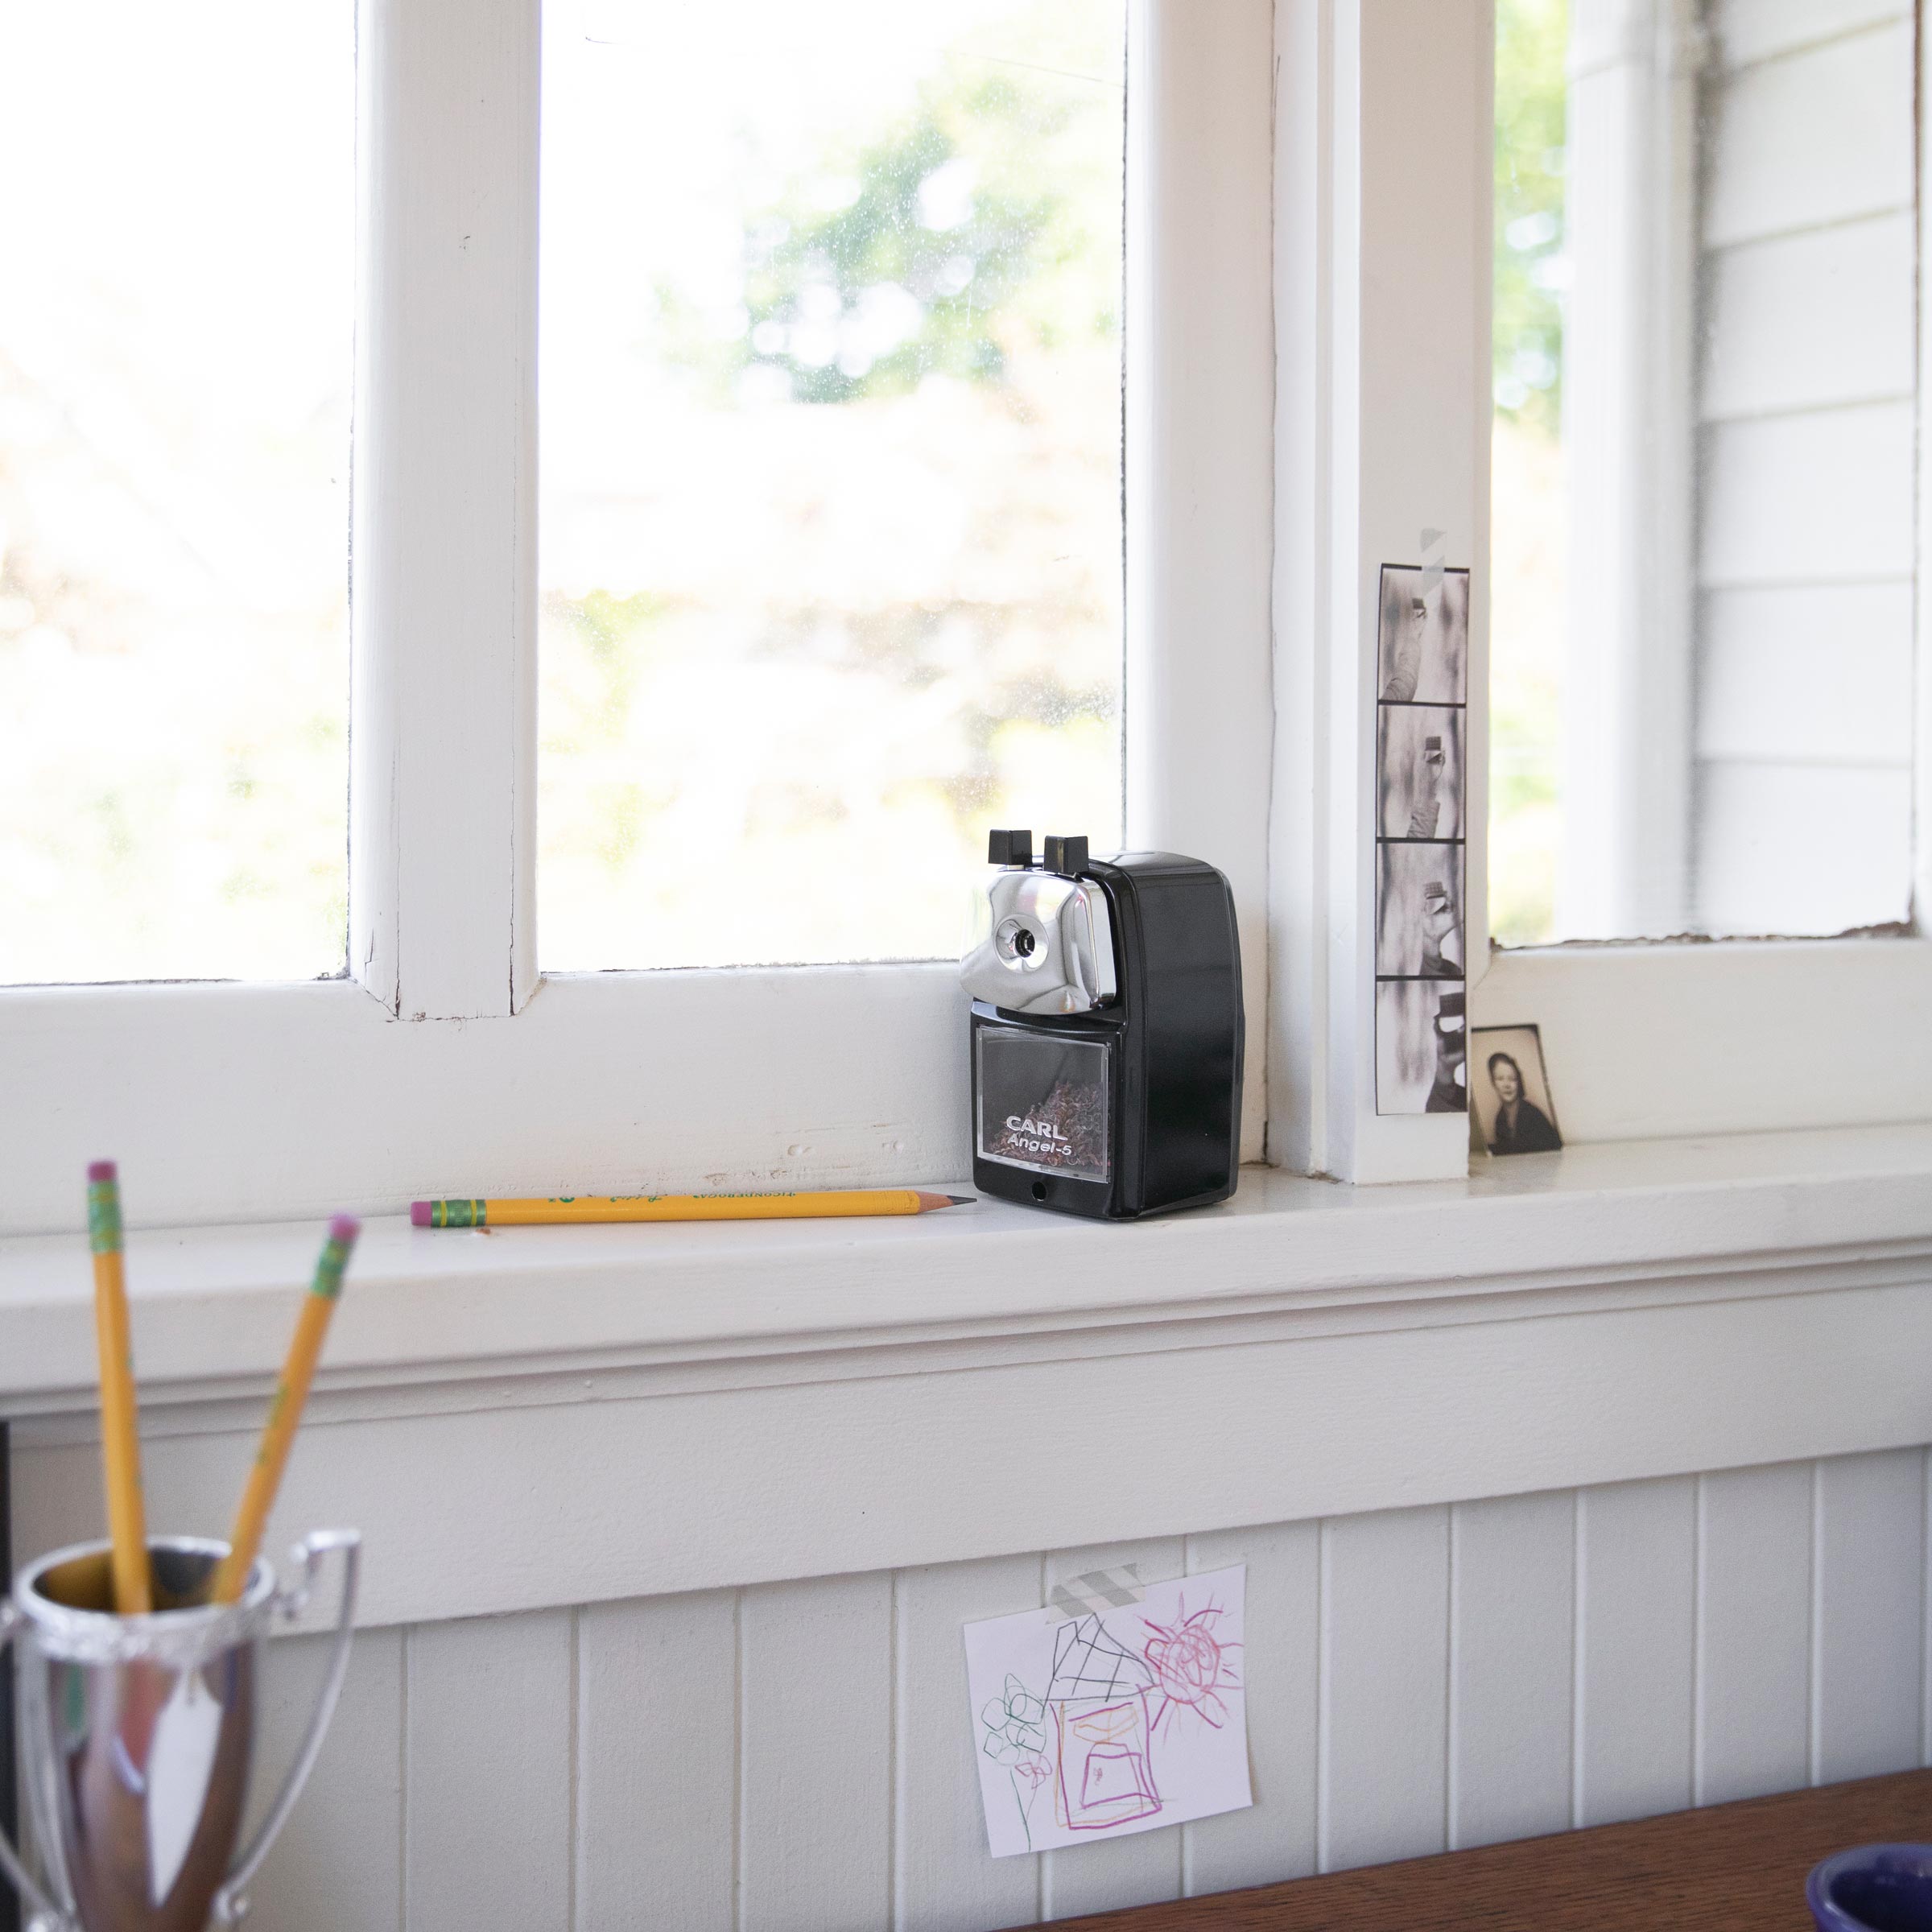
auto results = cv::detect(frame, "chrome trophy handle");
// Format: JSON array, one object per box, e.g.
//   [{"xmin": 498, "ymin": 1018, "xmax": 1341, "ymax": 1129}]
[
  {"xmin": 0, "ymin": 1597, "xmax": 73, "ymax": 1932},
  {"xmin": 213, "ymin": 1529, "xmax": 361, "ymax": 1928}
]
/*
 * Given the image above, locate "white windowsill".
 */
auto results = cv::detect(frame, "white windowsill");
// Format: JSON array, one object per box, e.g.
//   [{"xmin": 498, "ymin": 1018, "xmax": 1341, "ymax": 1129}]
[
  {"xmin": 5, "ymin": 1121, "xmax": 1931, "ymax": 1418},
  {"xmin": 10, "ymin": 1123, "xmax": 1932, "ymax": 1624}
]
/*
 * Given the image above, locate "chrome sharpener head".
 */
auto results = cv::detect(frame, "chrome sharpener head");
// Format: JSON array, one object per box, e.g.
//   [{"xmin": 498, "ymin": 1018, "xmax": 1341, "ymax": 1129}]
[{"xmin": 960, "ymin": 831, "xmax": 1117, "ymax": 1016}]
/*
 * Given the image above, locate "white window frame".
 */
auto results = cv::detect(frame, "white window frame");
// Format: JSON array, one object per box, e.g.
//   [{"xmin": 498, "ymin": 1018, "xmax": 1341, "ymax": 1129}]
[
  {"xmin": 1268, "ymin": 0, "xmax": 1496, "ymax": 1183},
  {"xmin": 1267, "ymin": 0, "xmax": 1932, "ymax": 1182},
  {"xmin": 6, "ymin": 0, "xmax": 1930, "ymax": 1234},
  {"xmin": 1472, "ymin": 0, "xmax": 1932, "ymax": 1151},
  {"xmin": 0, "ymin": 0, "xmax": 1275, "ymax": 1234}
]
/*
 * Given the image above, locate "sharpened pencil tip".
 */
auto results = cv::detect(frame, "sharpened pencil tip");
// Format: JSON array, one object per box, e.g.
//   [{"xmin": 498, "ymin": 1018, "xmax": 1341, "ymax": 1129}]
[
  {"xmin": 410, "ymin": 1201, "xmax": 432, "ymax": 1228},
  {"xmin": 913, "ymin": 1190, "xmax": 976, "ymax": 1212},
  {"xmin": 88, "ymin": 1160, "xmax": 118, "ymax": 1183},
  {"xmin": 945, "ymin": 1194, "xmax": 975, "ymax": 1207}
]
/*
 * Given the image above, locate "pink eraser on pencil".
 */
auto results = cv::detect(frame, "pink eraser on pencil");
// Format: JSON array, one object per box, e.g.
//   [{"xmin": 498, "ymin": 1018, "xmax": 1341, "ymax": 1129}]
[
  {"xmin": 410, "ymin": 1202, "xmax": 431, "ymax": 1228},
  {"xmin": 329, "ymin": 1214, "xmax": 362, "ymax": 1242},
  {"xmin": 88, "ymin": 1160, "xmax": 118, "ymax": 1183}
]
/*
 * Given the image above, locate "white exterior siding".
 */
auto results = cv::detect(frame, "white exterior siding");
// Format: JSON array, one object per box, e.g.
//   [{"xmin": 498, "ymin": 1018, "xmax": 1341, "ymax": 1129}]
[{"xmin": 1691, "ymin": 3, "xmax": 1917, "ymax": 933}]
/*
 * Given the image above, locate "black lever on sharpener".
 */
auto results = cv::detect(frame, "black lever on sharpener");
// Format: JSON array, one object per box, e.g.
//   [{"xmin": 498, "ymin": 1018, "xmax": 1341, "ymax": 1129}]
[{"xmin": 1042, "ymin": 835, "xmax": 1088, "ymax": 877}]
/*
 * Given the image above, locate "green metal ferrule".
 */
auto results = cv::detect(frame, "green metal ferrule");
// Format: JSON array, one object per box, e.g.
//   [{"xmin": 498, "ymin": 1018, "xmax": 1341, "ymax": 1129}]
[
  {"xmin": 312, "ymin": 1234, "xmax": 354, "ymax": 1299},
  {"xmin": 431, "ymin": 1199, "xmax": 485, "ymax": 1229},
  {"xmin": 87, "ymin": 1180, "xmax": 123, "ymax": 1255}
]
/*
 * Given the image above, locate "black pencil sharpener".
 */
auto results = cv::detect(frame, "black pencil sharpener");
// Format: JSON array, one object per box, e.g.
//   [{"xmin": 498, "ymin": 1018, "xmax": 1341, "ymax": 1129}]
[{"xmin": 960, "ymin": 830, "xmax": 1243, "ymax": 1220}]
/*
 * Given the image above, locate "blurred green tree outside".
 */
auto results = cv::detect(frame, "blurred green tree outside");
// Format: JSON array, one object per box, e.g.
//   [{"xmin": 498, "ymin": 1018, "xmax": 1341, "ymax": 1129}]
[
  {"xmin": 735, "ymin": 89, "xmax": 1059, "ymax": 404},
  {"xmin": 1494, "ymin": 0, "xmax": 1567, "ymax": 433},
  {"xmin": 1489, "ymin": 0, "xmax": 1568, "ymax": 947},
  {"xmin": 652, "ymin": 52, "xmax": 1113, "ymax": 409},
  {"xmin": 538, "ymin": 6, "xmax": 1126, "ymax": 968}
]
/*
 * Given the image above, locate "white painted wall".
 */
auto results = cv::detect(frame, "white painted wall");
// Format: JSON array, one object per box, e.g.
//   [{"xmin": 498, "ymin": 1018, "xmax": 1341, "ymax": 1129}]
[
  {"xmin": 1692, "ymin": 0, "xmax": 1917, "ymax": 935},
  {"xmin": 217, "ymin": 1448, "xmax": 1932, "ymax": 1931}
]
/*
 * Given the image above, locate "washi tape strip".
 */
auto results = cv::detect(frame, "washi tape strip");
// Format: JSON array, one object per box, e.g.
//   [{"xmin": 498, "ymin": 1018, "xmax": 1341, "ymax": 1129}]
[
  {"xmin": 1046, "ymin": 1564, "xmax": 1146, "ymax": 1620},
  {"xmin": 1421, "ymin": 526, "xmax": 1447, "ymax": 604}
]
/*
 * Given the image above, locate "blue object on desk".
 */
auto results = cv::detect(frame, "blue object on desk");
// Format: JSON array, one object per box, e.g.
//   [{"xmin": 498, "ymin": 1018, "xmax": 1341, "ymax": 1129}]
[{"xmin": 1810, "ymin": 1843, "xmax": 1932, "ymax": 1931}]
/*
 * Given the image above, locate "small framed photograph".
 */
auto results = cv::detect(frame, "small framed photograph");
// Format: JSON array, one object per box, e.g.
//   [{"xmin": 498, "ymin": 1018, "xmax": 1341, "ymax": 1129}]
[
  {"xmin": 1375, "ymin": 842, "xmax": 1463, "ymax": 980},
  {"xmin": 1377, "ymin": 981, "xmax": 1467, "ymax": 1114},
  {"xmin": 1377, "ymin": 704, "xmax": 1464, "ymax": 841},
  {"xmin": 1469, "ymin": 1024, "xmax": 1563, "ymax": 1156},
  {"xmin": 1377, "ymin": 564, "xmax": 1469, "ymax": 704}
]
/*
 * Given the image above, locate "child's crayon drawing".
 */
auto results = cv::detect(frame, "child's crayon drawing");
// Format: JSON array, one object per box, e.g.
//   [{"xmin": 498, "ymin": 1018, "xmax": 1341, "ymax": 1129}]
[{"xmin": 964, "ymin": 1565, "xmax": 1250, "ymax": 1856}]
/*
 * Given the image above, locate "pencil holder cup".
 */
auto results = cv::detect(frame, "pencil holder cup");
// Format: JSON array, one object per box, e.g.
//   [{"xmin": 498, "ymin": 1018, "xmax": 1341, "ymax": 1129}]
[{"xmin": 0, "ymin": 1529, "xmax": 360, "ymax": 1932}]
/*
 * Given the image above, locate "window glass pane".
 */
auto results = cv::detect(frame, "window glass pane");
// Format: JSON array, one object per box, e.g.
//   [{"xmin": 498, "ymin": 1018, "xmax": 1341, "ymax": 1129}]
[
  {"xmin": 0, "ymin": 3, "xmax": 353, "ymax": 984},
  {"xmin": 1490, "ymin": 0, "xmax": 1568, "ymax": 947},
  {"xmin": 539, "ymin": 0, "xmax": 1125, "ymax": 969},
  {"xmin": 1490, "ymin": 0, "xmax": 1915, "ymax": 945}
]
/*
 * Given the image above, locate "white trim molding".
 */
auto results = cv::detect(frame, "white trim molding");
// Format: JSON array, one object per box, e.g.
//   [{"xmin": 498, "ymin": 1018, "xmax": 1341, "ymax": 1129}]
[
  {"xmin": 1475, "ymin": 936, "xmax": 1932, "ymax": 1142},
  {"xmin": 7, "ymin": 1124, "xmax": 1932, "ymax": 1627},
  {"xmin": 1125, "ymin": 0, "xmax": 1277, "ymax": 1164},
  {"xmin": 0, "ymin": 969, "xmax": 966, "ymax": 1237},
  {"xmin": 1270, "ymin": 0, "xmax": 1493, "ymax": 1183},
  {"xmin": 350, "ymin": 0, "xmax": 538, "ymax": 1020}
]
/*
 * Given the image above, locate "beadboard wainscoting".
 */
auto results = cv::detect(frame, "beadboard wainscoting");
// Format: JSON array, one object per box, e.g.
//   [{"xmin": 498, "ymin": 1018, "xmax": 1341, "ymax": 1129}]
[{"xmin": 200, "ymin": 1451, "xmax": 1928, "ymax": 1932}]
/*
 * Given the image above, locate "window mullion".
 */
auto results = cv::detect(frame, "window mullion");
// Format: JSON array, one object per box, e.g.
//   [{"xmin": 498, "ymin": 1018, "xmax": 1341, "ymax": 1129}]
[
  {"xmin": 350, "ymin": 0, "xmax": 538, "ymax": 1021},
  {"xmin": 1271, "ymin": 0, "xmax": 1492, "ymax": 1183},
  {"xmin": 1123, "ymin": 0, "xmax": 1275, "ymax": 1162}
]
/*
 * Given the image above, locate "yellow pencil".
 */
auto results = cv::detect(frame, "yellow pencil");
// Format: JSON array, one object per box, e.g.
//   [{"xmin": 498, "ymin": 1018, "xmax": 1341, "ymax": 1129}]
[
  {"xmin": 211, "ymin": 1216, "xmax": 358, "ymax": 1605},
  {"xmin": 87, "ymin": 1161, "xmax": 151, "ymax": 1615},
  {"xmin": 411, "ymin": 1189, "xmax": 974, "ymax": 1228}
]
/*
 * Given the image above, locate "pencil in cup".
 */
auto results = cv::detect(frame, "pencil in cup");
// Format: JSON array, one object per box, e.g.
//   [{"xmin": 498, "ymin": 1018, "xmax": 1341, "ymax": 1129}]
[
  {"xmin": 209, "ymin": 1215, "xmax": 359, "ymax": 1605},
  {"xmin": 87, "ymin": 1160, "xmax": 151, "ymax": 1615},
  {"xmin": 412, "ymin": 1189, "xmax": 973, "ymax": 1228}
]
